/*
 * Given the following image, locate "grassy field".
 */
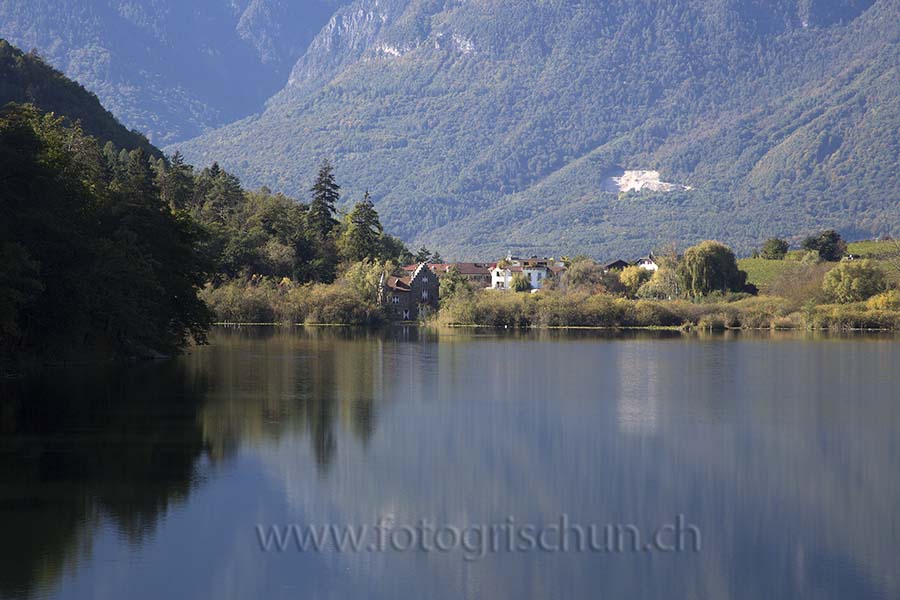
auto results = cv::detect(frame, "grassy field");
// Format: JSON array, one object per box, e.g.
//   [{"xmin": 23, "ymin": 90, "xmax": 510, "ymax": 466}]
[
  {"xmin": 847, "ymin": 239, "xmax": 900, "ymax": 257},
  {"xmin": 740, "ymin": 240, "xmax": 900, "ymax": 289},
  {"xmin": 738, "ymin": 258, "xmax": 793, "ymax": 290}
]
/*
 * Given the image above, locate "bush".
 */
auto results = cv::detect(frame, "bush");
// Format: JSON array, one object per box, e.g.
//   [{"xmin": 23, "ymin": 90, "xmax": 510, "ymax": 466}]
[
  {"xmin": 866, "ymin": 290, "xmax": 900, "ymax": 311},
  {"xmin": 200, "ymin": 272, "xmax": 386, "ymax": 325},
  {"xmin": 697, "ymin": 314, "xmax": 728, "ymax": 330},
  {"xmin": 200, "ymin": 278, "xmax": 278, "ymax": 323},
  {"xmin": 811, "ymin": 305, "xmax": 900, "ymax": 330},
  {"xmin": 767, "ymin": 261, "xmax": 833, "ymax": 306},
  {"xmin": 511, "ymin": 273, "xmax": 532, "ymax": 292},
  {"xmin": 802, "ymin": 230, "xmax": 847, "ymax": 262},
  {"xmin": 822, "ymin": 260, "xmax": 887, "ymax": 304},
  {"xmin": 631, "ymin": 301, "xmax": 684, "ymax": 327},
  {"xmin": 619, "ymin": 266, "xmax": 652, "ymax": 298},
  {"xmin": 637, "ymin": 267, "xmax": 681, "ymax": 299},
  {"xmin": 297, "ymin": 283, "xmax": 385, "ymax": 325},
  {"xmin": 759, "ymin": 238, "xmax": 789, "ymax": 260}
]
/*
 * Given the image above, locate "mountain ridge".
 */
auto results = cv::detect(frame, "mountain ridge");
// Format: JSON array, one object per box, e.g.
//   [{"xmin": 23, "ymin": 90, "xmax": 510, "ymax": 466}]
[
  {"xmin": 171, "ymin": 0, "xmax": 900, "ymax": 259},
  {"xmin": 0, "ymin": 0, "xmax": 343, "ymax": 144},
  {"xmin": 0, "ymin": 39, "xmax": 158, "ymax": 155}
]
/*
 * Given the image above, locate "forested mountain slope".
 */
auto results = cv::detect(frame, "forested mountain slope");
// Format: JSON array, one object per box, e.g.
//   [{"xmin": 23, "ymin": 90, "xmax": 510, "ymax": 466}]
[
  {"xmin": 0, "ymin": 0, "xmax": 341, "ymax": 144},
  {"xmin": 174, "ymin": 0, "xmax": 900, "ymax": 259},
  {"xmin": 0, "ymin": 39, "xmax": 156, "ymax": 155}
]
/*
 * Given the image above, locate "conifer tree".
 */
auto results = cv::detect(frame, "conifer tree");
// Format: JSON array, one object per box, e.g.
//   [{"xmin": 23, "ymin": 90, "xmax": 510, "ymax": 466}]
[
  {"xmin": 414, "ymin": 245, "xmax": 432, "ymax": 263},
  {"xmin": 340, "ymin": 190, "xmax": 383, "ymax": 262},
  {"xmin": 156, "ymin": 151, "xmax": 195, "ymax": 211},
  {"xmin": 308, "ymin": 159, "xmax": 340, "ymax": 240}
]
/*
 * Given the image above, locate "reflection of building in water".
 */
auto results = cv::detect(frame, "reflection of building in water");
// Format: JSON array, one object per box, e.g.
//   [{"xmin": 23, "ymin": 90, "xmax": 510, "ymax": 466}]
[{"xmin": 616, "ymin": 345, "xmax": 660, "ymax": 434}]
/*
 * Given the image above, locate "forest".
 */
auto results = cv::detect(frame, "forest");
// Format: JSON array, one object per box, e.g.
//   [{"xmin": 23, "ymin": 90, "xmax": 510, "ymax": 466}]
[{"xmin": 0, "ymin": 103, "xmax": 418, "ymax": 359}]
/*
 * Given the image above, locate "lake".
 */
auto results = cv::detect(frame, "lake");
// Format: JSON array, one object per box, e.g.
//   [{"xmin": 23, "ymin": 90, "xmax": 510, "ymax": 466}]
[{"xmin": 2, "ymin": 327, "xmax": 899, "ymax": 599}]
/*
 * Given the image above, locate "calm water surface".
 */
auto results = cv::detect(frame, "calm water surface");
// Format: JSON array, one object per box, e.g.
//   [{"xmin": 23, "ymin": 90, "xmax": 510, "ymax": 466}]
[{"xmin": 2, "ymin": 328, "xmax": 899, "ymax": 599}]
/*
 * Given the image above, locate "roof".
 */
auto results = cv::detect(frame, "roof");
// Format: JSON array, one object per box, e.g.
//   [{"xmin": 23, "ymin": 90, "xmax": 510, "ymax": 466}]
[
  {"xmin": 403, "ymin": 262, "xmax": 493, "ymax": 275},
  {"xmin": 384, "ymin": 275, "xmax": 412, "ymax": 292},
  {"xmin": 604, "ymin": 260, "xmax": 630, "ymax": 269}
]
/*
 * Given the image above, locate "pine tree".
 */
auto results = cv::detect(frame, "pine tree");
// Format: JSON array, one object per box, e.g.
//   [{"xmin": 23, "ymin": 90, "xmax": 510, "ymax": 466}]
[
  {"xmin": 414, "ymin": 245, "xmax": 432, "ymax": 263},
  {"xmin": 308, "ymin": 159, "xmax": 340, "ymax": 240},
  {"xmin": 156, "ymin": 151, "xmax": 195, "ymax": 211},
  {"xmin": 340, "ymin": 191, "xmax": 383, "ymax": 262}
]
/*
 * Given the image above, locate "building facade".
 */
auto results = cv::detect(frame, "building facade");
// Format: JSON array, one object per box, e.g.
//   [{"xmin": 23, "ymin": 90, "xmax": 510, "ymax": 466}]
[
  {"xmin": 402, "ymin": 262, "xmax": 494, "ymax": 288},
  {"xmin": 490, "ymin": 255, "xmax": 566, "ymax": 290},
  {"xmin": 378, "ymin": 262, "xmax": 440, "ymax": 320}
]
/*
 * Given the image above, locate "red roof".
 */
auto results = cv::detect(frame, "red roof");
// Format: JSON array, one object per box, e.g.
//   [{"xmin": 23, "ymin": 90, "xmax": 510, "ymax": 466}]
[{"xmin": 402, "ymin": 262, "xmax": 493, "ymax": 275}]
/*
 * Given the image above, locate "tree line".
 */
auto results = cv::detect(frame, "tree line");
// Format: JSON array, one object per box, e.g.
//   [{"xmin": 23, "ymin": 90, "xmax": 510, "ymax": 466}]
[{"xmin": 0, "ymin": 102, "xmax": 413, "ymax": 359}]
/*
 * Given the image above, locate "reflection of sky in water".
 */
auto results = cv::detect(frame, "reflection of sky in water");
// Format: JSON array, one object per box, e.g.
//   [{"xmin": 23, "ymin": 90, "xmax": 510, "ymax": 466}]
[{"xmin": 2, "ymin": 329, "xmax": 899, "ymax": 600}]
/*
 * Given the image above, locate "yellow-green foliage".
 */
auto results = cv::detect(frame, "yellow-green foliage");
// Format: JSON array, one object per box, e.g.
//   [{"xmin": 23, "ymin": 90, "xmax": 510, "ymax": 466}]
[
  {"xmin": 618, "ymin": 266, "xmax": 651, "ymax": 297},
  {"xmin": 822, "ymin": 260, "xmax": 887, "ymax": 304},
  {"xmin": 737, "ymin": 258, "xmax": 793, "ymax": 290},
  {"xmin": 200, "ymin": 263, "xmax": 388, "ymax": 325},
  {"xmin": 439, "ymin": 290, "xmax": 826, "ymax": 330},
  {"xmin": 295, "ymin": 284, "xmax": 385, "ymax": 325},
  {"xmin": 809, "ymin": 304, "xmax": 900, "ymax": 330},
  {"xmin": 866, "ymin": 290, "xmax": 900, "ymax": 311},
  {"xmin": 200, "ymin": 279, "xmax": 280, "ymax": 323}
]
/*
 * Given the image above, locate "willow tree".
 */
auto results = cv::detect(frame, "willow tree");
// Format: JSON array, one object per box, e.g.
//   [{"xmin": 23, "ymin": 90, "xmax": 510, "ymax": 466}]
[{"xmin": 677, "ymin": 241, "xmax": 747, "ymax": 298}]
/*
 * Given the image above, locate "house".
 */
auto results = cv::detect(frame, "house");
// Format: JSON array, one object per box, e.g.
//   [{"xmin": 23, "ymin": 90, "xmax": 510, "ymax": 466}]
[
  {"xmin": 490, "ymin": 254, "xmax": 566, "ymax": 290},
  {"xmin": 634, "ymin": 253, "xmax": 659, "ymax": 272},
  {"xmin": 401, "ymin": 262, "xmax": 494, "ymax": 288},
  {"xmin": 603, "ymin": 259, "xmax": 630, "ymax": 272},
  {"xmin": 378, "ymin": 262, "xmax": 440, "ymax": 320}
]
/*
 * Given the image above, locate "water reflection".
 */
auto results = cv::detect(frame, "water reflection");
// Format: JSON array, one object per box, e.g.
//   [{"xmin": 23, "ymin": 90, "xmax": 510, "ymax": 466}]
[
  {"xmin": 0, "ymin": 363, "xmax": 210, "ymax": 599},
  {"xmin": 1, "ymin": 327, "xmax": 898, "ymax": 599}
]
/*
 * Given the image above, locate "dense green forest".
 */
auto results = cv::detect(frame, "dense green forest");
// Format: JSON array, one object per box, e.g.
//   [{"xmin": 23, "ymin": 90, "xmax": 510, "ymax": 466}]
[
  {"xmin": 0, "ymin": 101, "xmax": 411, "ymax": 359},
  {"xmin": 172, "ymin": 0, "xmax": 900, "ymax": 259},
  {"xmin": 0, "ymin": 105, "xmax": 211, "ymax": 358}
]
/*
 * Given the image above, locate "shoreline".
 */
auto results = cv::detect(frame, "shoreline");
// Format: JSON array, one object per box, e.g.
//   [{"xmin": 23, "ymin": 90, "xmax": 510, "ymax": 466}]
[{"xmin": 211, "ymin": 322, "xmax": 900, "ymax": 333}]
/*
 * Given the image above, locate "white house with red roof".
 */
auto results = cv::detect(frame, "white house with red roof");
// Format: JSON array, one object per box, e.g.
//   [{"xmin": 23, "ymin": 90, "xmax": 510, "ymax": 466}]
[{"xmin": 490, "ymin": 254, "xmax": 565, "ymax": 290}]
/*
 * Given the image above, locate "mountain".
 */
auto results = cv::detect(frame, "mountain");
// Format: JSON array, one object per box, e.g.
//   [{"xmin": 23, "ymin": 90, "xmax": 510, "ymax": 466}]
[
  {"xmin": 0, "ymin": 38, "xmax": 156, "ymax": 154},
  {"xmin": 172, "ymin": 0, "xmax": 900, "ymax": 260},
  {"xmin": 0, "ymin": 0, "xmax": 341, "ymax": 144}
]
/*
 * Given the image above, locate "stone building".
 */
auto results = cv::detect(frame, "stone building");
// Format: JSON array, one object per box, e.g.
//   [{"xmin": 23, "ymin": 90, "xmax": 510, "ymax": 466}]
[{"xmin": 378, "ymin": 262, "xmax": 440, "ymax": 320}]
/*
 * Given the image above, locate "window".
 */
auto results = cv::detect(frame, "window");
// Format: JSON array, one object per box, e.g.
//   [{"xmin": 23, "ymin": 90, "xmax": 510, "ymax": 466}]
[
  {"xmin": 422, "ymin": 290, "xmax": 429, "ymax": 301},
  {"xmin": 402, "ymin": 309, "xmax": 410, "ymax": 320},
  {"xmin": 422, "ymin": 276, "xmax": 429, "ymax": 284},
  {"xmin": 392, "ymin": 295, "xmax": 400, "ymax": 304}
]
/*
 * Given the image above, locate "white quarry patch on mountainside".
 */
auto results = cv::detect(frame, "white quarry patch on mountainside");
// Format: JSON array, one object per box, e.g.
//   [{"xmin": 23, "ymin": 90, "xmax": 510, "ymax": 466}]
[
  {"xmin": 451, "ymin": 33, "xmax": 475, "ymax": 54},
  {"xmin": 601, "ymin": 170, "xmax": 692, "ymax": 193},
  {"xmin": 375, "ymin": 43, "xmax": 404, "ymax": 57}
]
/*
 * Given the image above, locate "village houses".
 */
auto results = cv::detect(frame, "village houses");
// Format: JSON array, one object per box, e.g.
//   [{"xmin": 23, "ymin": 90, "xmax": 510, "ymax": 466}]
[
  {"xmin": 378, "ymin": 251, "xmax": 660, "ymax": 319},
  {"xmin": 490, "ymin": 255, "xmax": 566, "ymax": 291}
]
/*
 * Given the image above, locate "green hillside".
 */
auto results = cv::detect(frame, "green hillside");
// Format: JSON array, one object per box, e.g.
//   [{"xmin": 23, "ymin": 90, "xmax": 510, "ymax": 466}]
[
  {"xmin": 0, "ymin": 1, "xmax": 341, "ymax": 143},
  {"xmin": 0, "ymin": 39, "xmax": 157, "ymax": 155},
  {"xmin": 174, "ymin": 0, "xmax": 900, "ymax": 260}
]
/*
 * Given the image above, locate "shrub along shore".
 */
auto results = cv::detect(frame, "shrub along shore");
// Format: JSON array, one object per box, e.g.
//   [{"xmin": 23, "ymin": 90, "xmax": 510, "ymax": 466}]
[
  {"xmin": 201, "ymin": 237, "xmax": 900, "ymax": 332},
  {"xmin": 6, "ymin": 66, "xmax": 898, "ymax": 366}
]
